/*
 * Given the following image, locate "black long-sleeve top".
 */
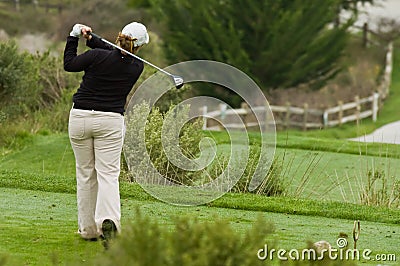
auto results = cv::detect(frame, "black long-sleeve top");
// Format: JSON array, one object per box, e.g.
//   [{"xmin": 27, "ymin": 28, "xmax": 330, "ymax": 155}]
[{"xmin": 63, "ymin": 35, "xmax": 144, "ymax": 115}]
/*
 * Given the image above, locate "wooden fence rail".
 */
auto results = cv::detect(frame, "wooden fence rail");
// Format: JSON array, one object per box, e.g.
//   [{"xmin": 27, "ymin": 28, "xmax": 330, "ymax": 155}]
[{"xmin": 202, "ymin": 42, "xmax": 393, "ymax": 131}]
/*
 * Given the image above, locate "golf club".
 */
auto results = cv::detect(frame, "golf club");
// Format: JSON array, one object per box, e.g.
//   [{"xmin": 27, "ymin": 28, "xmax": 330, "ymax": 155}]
[{"xmin": 88, "ymin": 32, "xmax": 184, "ymax": 89}]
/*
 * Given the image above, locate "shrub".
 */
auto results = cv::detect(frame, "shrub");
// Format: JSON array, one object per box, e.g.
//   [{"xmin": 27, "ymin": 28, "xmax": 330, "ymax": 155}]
[
  {"xmin": 82, "ymin": 210, "xmax": 357, "ymax": 266},
  {"xmin": 124, "ymin": 102, "xmax": 203, "ymax": 185},
  {"xmin": 0, "ymin": 40, "xmax": 34, "ymax": 112},
  {"xmin": 123, "ymin": 102, "xmax": 284, "ymax": 195},
  {"xmin": 0, "ymin": 40, "xmax": 80, "ymax": 146},
  {"xmin": 90, "ymin": 209, "xmax": 275, "ymax": 266},
  {"xmin": 0, "ymin": 111, "xmax": 6, "ymax": 125},
  {"xmin": 0, "ymin": 41, "xmax": 79, "ymax": 118}
]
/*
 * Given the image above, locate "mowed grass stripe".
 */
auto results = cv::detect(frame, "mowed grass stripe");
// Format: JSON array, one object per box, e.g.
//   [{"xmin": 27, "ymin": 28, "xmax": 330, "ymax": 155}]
[{"xmin": 1, "ymin": 169, "xmax": 399, "ymax": 225}]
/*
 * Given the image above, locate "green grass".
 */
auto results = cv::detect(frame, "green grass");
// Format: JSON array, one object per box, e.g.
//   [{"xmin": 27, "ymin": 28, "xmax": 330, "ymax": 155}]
[
  {"xmin": 0, "ymin": 133, "xmax": 399, "ymax": 265},
  {"xmin": 0, "ymin": 133, "xmax": 398, "ymax": 265},
  {"xmin": 0, "ymin": 134, "xmax": 75, "ymax": 178},
  {"xmin": 2, "ymin": 132, "xmax": 400, "ymax": 203},
  {"xmin": 1, "ymin": 168, "xmax": 399, "ymax": 225},
  {"xmin": 1, "ymin": 187, "xmax": 399, "ymax": 266},
  {"xmin": 2, "ymin": 133, "xmax": 400, "ymax": 205},
  {"xmin": 207, "ymin": 130, "xmax": 400, "ymax": 158},
  {"xmin": 0, "ymin": 188, "xmax": 103, "ymax": 266}
]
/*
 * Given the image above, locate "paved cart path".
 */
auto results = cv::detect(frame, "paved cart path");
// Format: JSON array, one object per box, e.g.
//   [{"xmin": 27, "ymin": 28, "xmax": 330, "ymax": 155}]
[
  {"xmin": 346, "ymin": 1, "xmax": 400, "ymax": 145},
  {"xmin": 349, "ymin": 120, "xmax": 400, "ymax": 145}
]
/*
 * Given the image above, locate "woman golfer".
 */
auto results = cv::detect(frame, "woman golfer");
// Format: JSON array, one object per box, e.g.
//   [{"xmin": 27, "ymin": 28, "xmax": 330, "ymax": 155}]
[{"xmin": 64, "ymin": 22, "xmax": 149, "ymax": 245}]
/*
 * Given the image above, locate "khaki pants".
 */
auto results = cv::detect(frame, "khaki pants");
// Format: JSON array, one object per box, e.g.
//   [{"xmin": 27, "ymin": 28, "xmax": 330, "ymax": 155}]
[{"xmin": 68, "ymin": 108, "xmax": 124, "ymax": 239}]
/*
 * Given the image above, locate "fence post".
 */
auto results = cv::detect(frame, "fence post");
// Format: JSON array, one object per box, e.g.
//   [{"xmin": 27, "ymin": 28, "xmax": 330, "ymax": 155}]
[
  {"xmin": 201, "ymin": 106, "xmax": 207, "ymax": 130},
  {"xmin": 323, "ymin": 111, "xmax": 328, "ymax": 128},
  {"xmin": 377, "ymin": 83, "xmax": 384, "ymax": 107},
  {"xmin": 303, "ymin": 103, "xmax": 308, "ymax": 131},
  {"xmin": 384, "ymin": 42, "xmax": 393, "ymax": 98},
  {"xmin": 15, "ymin": 0, "xmax": 20, "ymax": 11},
  {"xmin": 219, "ymin": 103, "xmax": 227, "ymax": 130},
  {"xmin": 338, "ymin": 100, "xmax": 343, "ymax": 126},
  {"xmin": 265, "ymin": 102, "xmax": 271, "ymax": 131},
  {"xmin": 241, "ymin": 102, "xmax": 250, "ymax": 129},
  {"xmin": 372, "ymin": 92, "xmax": 379, "ymax": 122},
  {"xmin": 33, "ymin": 0, "xmax": 39, "ymax": 9},
  {"xmin": 219, "ymin": 103, "xmax": 227, "ymax": 120},
  {"xmin": 285, "ymin": 102, "xmax": 291, "ymax": 129},
  {"xmin": 355, "ymin": 95, "xmax": 361, "ymax": 125},
  {"xmin": 363, "ymin": 22, "xmax": 368, "ymax": 48}
]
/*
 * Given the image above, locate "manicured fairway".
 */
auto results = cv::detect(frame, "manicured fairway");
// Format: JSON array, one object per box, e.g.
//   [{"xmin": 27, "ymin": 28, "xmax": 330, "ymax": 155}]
[
  {"xmin": 0, "ymin": 134, "xmax": 399, "ymax": 265},
  {"xmin": 1, "ymin": 187, "xmax": 399, "ymax": 265}
]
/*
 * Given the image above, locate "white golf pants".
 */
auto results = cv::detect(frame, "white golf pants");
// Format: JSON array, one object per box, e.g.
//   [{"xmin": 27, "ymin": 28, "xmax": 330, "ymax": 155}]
[{"xmin": 68, "ymin": 108, "xmax": 124, "ymax": 239}]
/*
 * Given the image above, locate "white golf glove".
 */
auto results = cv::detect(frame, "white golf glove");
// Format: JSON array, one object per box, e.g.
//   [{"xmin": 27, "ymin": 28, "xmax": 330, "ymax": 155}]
[{"xmin": 70, "ymin": 24, "xmax": 87, "ymax": 37}]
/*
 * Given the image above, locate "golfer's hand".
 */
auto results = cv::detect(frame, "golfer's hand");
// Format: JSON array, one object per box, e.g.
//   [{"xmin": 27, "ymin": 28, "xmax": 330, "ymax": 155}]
[
  {"xmin": 82, "ymin": 26, "xmax": 93, "ymax": 40},
  {"xmin": 70, "ymin": 24, "xmax": 92, "ymax": 38}
]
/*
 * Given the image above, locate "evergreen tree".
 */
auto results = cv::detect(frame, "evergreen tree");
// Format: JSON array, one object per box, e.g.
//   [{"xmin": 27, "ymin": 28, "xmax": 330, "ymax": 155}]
[{"xmin": 150, "ymin": 0, "xmax": 353, "ymax": 102}]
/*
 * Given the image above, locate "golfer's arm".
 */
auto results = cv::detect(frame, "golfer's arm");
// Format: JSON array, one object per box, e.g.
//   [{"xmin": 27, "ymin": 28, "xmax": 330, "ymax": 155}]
[
  {"xmin": 64, "ymin": 36, "xmax": 93, "ymax": 72},
  {"xmin": 86, "ymin": 34, "xmax": 113, "ymax": 50}
]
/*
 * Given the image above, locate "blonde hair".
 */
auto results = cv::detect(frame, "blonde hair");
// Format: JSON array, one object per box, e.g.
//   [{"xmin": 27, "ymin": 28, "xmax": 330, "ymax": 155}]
[{"xmin": 115, "ymin": 32, "xmax": 137, "ymax": 53}]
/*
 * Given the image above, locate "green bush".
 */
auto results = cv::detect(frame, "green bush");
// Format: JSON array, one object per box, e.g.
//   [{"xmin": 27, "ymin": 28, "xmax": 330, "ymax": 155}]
[
  {"xmin": 91, "ymin": 210, "xmax": 275, "ymax": 266},
  {"xmin": 124, "ymin": 102, "xmax": 203, "ymax": 185},
  {"xmin": 0, "ymin": 41, "xmax": 80, "ymax": 146},
  {"xmin": 0, "ymin": 111, "xmax": 6, "ymax": 125},
  {"xmin": 0, "ymin": 40, "xmax": 34, "ymax": 111},
  {"xmin": 0, "ymin": 41, "xmax": 79, "ymax": 118},
  {"xmin": 123, "ymin": 102, "xmax": 284, "ymax": 195},
  {"xmin": 82, "ymin": 210, "xmax": 356, "ymax": 266}
]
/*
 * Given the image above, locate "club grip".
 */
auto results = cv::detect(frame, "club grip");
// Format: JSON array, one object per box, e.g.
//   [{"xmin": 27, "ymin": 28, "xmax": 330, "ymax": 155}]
[{"xmin": 87, "ymin": 32, "xmax": 101, "ymax": 40}]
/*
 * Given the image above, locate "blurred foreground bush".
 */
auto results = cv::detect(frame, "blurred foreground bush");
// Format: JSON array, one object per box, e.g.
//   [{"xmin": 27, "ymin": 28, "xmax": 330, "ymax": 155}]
[
  {"xmin": 92, "ymin": 210, "xmax": 275, "ymax": 266},
  {"xmin": 84, "ymin": 210, "xmax": 356, "ymax": 266}
]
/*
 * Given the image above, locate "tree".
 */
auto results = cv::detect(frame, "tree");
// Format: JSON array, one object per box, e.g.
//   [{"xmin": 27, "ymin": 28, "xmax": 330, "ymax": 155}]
[{"xmin": 150, "ymin": 0, "xmax": 352, "ymax": 103}]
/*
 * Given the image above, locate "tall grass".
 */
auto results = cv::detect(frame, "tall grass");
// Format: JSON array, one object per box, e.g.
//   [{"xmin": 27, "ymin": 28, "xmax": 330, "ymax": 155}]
[
  {"xmin": 322, "ymin": 144, "xmax": 400, "ymax": 208},
  {"xmin": 360, "ymin": 168, "xmax": 400, "ymax": 207}
]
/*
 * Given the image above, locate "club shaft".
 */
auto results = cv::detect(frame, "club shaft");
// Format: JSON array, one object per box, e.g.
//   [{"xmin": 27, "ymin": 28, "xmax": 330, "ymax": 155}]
[{"xmin": 98, "ymin": 37, "xmax": 172, "ymax": 77}]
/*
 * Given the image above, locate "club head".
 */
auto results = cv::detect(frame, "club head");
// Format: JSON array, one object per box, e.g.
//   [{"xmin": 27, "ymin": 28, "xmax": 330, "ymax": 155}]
[{"xmin": 172, "ymin": 75, "xmax": 184, "ymax": 89}]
